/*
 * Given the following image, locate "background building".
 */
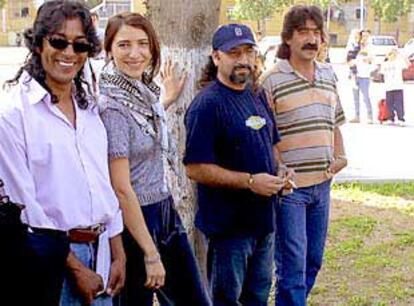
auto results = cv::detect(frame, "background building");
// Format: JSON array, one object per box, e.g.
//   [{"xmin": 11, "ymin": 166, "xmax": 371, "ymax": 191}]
[
  {"xmin": 1, "ymin": 0, "xmax": 414, "ymax": 46},
  {"xmin": 0, "ymin": 0, "xmax": 37, "ymax": 45},
  {"xmin": 221, "ymin": 0, "xmax": 414, "ymax": 46}
]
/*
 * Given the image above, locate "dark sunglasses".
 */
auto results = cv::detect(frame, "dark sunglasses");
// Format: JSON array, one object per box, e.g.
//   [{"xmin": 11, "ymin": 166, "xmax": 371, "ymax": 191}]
[{"xmin": 47, "ymin": 37, "xmax": 92, "ymax": 53}]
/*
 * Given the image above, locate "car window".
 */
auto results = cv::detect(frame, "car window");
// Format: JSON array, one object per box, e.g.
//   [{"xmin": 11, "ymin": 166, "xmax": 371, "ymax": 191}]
[{"xmin": 372, "ymin": 38, "xmax": 397, "ymax": 46}]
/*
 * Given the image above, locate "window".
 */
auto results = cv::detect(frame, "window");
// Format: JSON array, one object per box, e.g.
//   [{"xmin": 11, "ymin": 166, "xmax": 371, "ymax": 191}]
[
  {"xmin": 227, "ymin": 6, "xmax": 235, "ymax": 21},
  {"xmin": 9, "ymin": 1, "xmax": 30, "ymax": 18},
  {"xmin": 355, "ymin": 8, "xmax": 367, "ymax": 20}
]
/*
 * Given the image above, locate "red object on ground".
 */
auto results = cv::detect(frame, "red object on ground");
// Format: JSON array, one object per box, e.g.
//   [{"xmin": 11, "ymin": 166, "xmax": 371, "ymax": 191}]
[{"xmin": 378, "ymin": 99, "xmax": 391, "ymax": 123}]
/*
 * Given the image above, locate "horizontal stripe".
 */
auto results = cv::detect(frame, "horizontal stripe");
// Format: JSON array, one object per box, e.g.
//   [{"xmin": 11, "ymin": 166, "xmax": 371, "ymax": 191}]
[
  {"xmin": 278, "ymin": 118, "xmax": 334, "ymax": 131},
  {"xmin": 286, "ymin": 160, "xmax": 331, "ymax": 169},
  {"xmin": 275, "ymin": 80, "xmax": 336, "ymax": 101},
  {"xmin": 278, "ymin": 131, "xmax": 333, "ymax": 152},
  {"xmin": 295, "ymin": 167, "xmax": 329, "ymax": 173},
  {"xmin": 276, "ymin": 94, "xmax": 337, "ymax": 114},
  {"xmin": 280, "ymin": 125, "xmax": 333, "ymax": 137},
  {"xmin": 260, "ymin": 60, "xmax": 345, "ymax": 187}
]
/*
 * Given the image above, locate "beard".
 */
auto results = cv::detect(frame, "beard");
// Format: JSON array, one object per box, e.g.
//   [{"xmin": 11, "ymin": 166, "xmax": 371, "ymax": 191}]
[{"xmin": 229, "ymin": 64, "xmax": 253, "ymax": 84}]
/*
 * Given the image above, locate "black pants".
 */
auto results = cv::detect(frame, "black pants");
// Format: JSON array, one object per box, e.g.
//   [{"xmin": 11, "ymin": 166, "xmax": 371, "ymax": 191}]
[
  {"xmin": 25, "ymin": 230, "xmax": 70, "ymax": 306},
  {"xmin": 0, "ymin": 222, "xmax": 27, "ymax": 305},
  {"xmin": 116, "ymin": 197, "xmax": 211, "ymax": 306},
  {"xmin": 386, "ymin": 89, "xmax": 405, "ymax": 121}
]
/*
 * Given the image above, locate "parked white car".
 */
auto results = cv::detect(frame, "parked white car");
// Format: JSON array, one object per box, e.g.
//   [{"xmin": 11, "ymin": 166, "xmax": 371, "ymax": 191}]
[
  {"xmin": 402, "ymin": 38, "xmax": 414, "ymax": 59},
  {"xmin": 365, "ymin": 35, "xmax": 398, "ymax": 64},
  {"xmin": 257, "ymin": 35, "xmax": 281, "ymax": 56}
]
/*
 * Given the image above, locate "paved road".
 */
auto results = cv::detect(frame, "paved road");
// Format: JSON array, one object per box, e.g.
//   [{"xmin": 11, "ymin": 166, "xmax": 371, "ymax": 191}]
[{"xmin": 0, "ymin": 47, "xmax": 413, "ymax": 182}]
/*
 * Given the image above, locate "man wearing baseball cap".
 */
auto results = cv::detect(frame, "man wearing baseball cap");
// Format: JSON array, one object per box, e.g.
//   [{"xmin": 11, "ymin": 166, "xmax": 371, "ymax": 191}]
[{"xmin": 184, "ymin": 24, "xmax": 290, "ymax": 305}]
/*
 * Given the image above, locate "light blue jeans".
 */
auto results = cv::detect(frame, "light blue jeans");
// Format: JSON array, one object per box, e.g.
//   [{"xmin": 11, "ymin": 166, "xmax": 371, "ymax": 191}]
[
  {"xmin": 274, "ymin": 179, "xmax": 332, "ymax": 306},
  {"xmin": 60, "ymin": 243, "xmax": 112, "ymax": 306},
  {"xmin": 353, "ymin": 77, "xmax": 373, "ymax": 119}
]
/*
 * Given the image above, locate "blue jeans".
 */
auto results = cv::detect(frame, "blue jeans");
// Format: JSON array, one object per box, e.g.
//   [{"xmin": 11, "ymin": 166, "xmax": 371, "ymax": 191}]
[
  {"xmin": 208, "ymin": 233, "xmax": 274, "ymax": 306},
  {"xmin": 60, "ymin": 243, "xmax": 112, "ymax": 306},
  {"xmin": 353, "ymin": 77, "xmax": 373, "ymax": 119},
  {"xmin": 274, "ymin": 179, "xmax": 331, "ymax": 306},
  {"xmin": 386, "ymin": 89, "xmax": 405, "ymax": 122},
  {"xmin": 117, "ymin": 196, "xmax": 211, "ymax": 306}
]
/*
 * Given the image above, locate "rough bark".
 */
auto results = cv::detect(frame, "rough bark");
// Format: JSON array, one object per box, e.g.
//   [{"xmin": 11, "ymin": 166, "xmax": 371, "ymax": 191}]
[{"xmin": 146, "ymin": 0, "xmax": 221, "ymax": 277}]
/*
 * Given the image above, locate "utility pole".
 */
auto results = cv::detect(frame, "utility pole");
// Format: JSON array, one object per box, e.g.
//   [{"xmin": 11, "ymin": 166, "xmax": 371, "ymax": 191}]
[
  {"xmin": 1, "ymin": 8, "xmax": 5, "ymax": 33},
  {"xmin": 360, "ymin": 0, "xmax": 364, "ymax": 29},
  {"xmin": 326, "ymin": 1, "xmax": 331, "ymax": 32}
]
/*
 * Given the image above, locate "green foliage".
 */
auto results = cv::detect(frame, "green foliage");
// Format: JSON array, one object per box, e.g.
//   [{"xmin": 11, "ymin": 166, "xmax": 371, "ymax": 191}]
[
  {"xmin": 229, "ymin": 0, "xmax": 292, "ymax": 30},
  {"xmin": 0, "ymin": 0, "xmax": 5, "ymax": 10},
  {"xmin": 371, "ymin": 0, "xmax": 414, "ymax": 22},
  {"xmin": 311, "ymin": 0, "xmax": 332, "ymax": 10}
]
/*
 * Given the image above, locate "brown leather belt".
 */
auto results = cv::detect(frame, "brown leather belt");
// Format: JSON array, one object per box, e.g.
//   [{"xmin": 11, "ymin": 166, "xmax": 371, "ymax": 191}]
[{"xmin": 68, "ymin": 224, "xmax": 105, "ymax": 243}]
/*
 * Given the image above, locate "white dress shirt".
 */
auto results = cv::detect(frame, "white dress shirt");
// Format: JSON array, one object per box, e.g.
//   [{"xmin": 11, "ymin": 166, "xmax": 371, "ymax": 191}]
[{"xmin": 0, "ymin": 72, "xmax": 122, "ymax": 238}]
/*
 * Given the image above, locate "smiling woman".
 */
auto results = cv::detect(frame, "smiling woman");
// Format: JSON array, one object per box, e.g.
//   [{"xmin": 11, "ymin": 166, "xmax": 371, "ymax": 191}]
[{"xmin": 98, "ymin": 12, "xmax": 210, "ymax": 306}]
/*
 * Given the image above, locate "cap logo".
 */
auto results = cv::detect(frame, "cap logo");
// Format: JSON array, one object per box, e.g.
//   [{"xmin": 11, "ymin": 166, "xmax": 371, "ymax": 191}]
[{"xmin": 235, "ymin": 27, "xmax": 243, "ymax": 37}]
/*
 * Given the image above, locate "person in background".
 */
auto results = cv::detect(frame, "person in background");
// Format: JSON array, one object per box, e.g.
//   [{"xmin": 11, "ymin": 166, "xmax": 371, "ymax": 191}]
[
  {"xmin": 381, "ymin": 48, "xmax": 408, "ymax": 126},
  {"xmin": 349, "ymin": 48, "xmax": 374, "ymax": 124},
  {"xmin": 99, "ymin": 12, "xmax": 211, "ymax": 306},
  {"xmin": 0, "ymin": 1, "xmax": 125, "ymax": 305},
  {"xmin": 348, "ymin": 29, "xmax": 373, "ymax": 124}
]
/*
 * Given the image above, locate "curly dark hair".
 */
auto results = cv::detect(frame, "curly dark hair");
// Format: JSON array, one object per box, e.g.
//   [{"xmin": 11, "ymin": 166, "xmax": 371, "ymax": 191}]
[
  {"xmin": 277, "ymin": 5, "xmax": 325, "ymax": 60},
  {"xmin": 4, "ymin": 0, "xmax": 101, "ymax": 109},
  {"xmin": 197, "ymin": 56, "xmax": 217, "ymax": 89}
]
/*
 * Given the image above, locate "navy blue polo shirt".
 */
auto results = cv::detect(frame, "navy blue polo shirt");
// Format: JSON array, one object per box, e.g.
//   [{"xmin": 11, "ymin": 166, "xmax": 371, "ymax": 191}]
[{"xmin": 183, "ymin": 79, "xmax": 280, "ymax": 238}]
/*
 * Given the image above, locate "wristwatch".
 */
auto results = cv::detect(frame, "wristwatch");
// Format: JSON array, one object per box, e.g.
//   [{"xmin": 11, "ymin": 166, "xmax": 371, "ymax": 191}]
[{"xmin": 248, "ymin": 174, "xmax": 254, "ymax": 187}]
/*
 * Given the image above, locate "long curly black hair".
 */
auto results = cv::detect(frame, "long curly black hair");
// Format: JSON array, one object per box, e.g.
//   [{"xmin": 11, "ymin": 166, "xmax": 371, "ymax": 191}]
[{"xmin": 4, "ymin": 0, "xmax": 101, "ymax": 109}]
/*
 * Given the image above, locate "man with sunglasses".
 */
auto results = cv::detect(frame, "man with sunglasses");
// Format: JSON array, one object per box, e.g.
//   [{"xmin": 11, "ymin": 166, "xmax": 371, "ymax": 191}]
[{"xmin": 0, "ymin": 1, "xmax": 125, "ymax": 306}]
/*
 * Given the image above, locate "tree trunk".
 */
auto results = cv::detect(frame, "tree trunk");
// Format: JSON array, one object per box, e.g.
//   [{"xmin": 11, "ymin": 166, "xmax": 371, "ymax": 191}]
[{"xmin": 146, "ymin": 0, "xmax": 221, "ymax": 278}]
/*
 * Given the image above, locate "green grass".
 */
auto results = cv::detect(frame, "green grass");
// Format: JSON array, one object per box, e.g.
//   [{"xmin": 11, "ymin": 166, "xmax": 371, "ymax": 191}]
[
  {"xmin": 305, "ymin": 182, "xmax": 414, "ymax": 305},
  {"xmin": 332, "ymin": 182, "xmax": 414, "ymax": 199}
]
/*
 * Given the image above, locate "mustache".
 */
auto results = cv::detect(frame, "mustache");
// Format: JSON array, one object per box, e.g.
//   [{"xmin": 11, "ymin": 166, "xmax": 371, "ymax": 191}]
[
  {"xmin": 233, "ymin": 64, "xmax": 253, "ymax": 71},
  {"xmin": 302, "ymin": 43, "xmax": 319, "ymax": 51}
]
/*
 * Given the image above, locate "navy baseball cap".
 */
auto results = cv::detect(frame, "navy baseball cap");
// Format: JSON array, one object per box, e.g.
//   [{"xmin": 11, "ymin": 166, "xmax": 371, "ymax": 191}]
[{"xmin": 212, "ymin": 24, "xmax": 256, "ymax": 52}]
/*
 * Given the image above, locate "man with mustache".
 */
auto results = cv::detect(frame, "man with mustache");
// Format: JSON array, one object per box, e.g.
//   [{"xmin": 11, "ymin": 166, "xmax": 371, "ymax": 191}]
[
  {"xmin": 184, "ymin": 24, "xmax": 288, "ymax": 305},
  {"xmin": 260, "ymin": 5, "xmax": 347, "ymax": 306}
]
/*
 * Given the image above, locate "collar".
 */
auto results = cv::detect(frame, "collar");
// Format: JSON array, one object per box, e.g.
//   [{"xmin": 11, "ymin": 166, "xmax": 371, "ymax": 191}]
[
  {"xmin": 20, "ymin": 71, "xmax": 98, "ymax": 114},
  {"xmin": 277, "ymin": 59, "xmax": 327, "ymax": 82},
  {"xmin": 20, "ymin": 71, "xmax": 49, "ymax": 106},
  {"xmin": 277, "ymin": 59, "xmax": 324, "ymax": 74}
]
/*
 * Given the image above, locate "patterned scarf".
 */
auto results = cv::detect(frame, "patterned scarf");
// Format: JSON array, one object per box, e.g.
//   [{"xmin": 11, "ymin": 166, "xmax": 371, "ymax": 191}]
[{"xmin": 99, "ymin": 62, "xmax": 170, "ymax": 158}]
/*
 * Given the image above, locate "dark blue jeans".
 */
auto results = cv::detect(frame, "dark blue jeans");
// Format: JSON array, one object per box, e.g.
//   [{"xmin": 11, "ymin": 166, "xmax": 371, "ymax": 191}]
[
  {"xmin": 26, "ymin": 230, "xmax": 70, "ymax": 306},
  {"xmin": 386, "ymin": 89, "xmax": 405, "ymax": 122},
  {"xmin": 274, "ymin": 179, "xmax": 331, "ymax": 306},
  {"xmin": 117, "ymin": 196, "xmax": 211, "ymax": 306},
  {"xmin": 207, "ymin": 233, "xmax": 274, "ymax": 306}
]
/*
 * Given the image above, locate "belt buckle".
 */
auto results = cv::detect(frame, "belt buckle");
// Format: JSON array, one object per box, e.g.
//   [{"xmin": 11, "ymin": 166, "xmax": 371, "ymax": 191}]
[{"xmin": 91, "ymin": 223, "xmax": 105, "ymax": 234}]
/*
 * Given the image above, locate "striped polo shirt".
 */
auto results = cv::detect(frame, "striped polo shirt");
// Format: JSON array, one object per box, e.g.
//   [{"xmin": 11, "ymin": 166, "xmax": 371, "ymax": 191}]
[{"xmin": 260, "ymin": 59, "xmax": 346, "ymax": 188}]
